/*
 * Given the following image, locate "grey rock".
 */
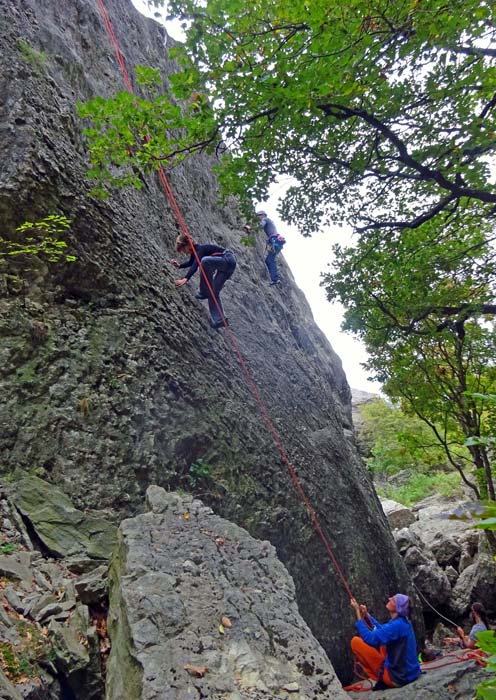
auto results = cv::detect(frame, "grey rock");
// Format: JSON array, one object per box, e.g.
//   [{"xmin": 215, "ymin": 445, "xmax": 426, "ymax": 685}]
[
  {"xmin": 411, "ymin": 564, "xmax": 451, "ymax": 609},
  {"xmin": 74, "ymin": 565, "xmax": 108, "ymax": 605},
  {"xmin": 444, "ymin": 565, "xmax": 458, "ymax": 587},
  {"xmin": 394, "ymin": 527, "xmax": 423, "ymax": 555},
  {"xmin": 0, "ymin": 551, "xmax": 33, "ymax": 585},
  {"xmin": 3, "ymin": 586, "xmax": 24, "ymax": 613},
  {"xmin": 380, "ymin": 499, "xmax": 416, "ymax": 529},
  {"xmin": 29, "ymin": 593, "xmax": 59, "ymax": 619},
  {"xmin": 11, "ymin": 476, "xmax": 117, "ymax": 560},
  {"xmin": 48, "ymin": 604, "xmax": 103, "ymax": 700},
  {"xmin": 106, "ymin": 487, "xmax": 348, "ymax": 700},
  {"xmin": 458, "ymin": 544, "xmax": 474, "ymax": 573},
  {"xmin": 403, "ymin": 545, "xmax": 432, "ymax": 568},
  {"xmin": 35, "ymin": 601, "xmax": 66, "ymax": 622},
  {"xmin": 430, "ymin": 533, "xmax": 461, "ymax": 568},
  {"xmin": 448, "ymin": 556, "xmax": 496, "ymax": 616},
  {"xmin": 410, "ymin": 499, "xmax": 475, "ymax": 548}
]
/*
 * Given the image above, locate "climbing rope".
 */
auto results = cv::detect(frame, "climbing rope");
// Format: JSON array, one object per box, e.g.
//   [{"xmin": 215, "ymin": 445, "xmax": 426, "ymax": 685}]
[
  {"xmin": 343, "ymin": 650, "xmax": 487, "ymax": 693},
  {"xmin": 94, "ymin": 0, "xmax": 355, "ymax": 601},
  {"xmin": 413, "ymin": 583, "xmax": 459, "ymax": 628},
  {"xmin": 420, "ymin": 649, "xmax": 487, "ymax": 671}
]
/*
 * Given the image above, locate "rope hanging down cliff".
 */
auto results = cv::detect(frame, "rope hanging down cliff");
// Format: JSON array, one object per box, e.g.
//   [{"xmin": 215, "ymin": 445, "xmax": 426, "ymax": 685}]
[{"xmin": 94, "ymin": 0, "xmax": 354, "ymax": 601}]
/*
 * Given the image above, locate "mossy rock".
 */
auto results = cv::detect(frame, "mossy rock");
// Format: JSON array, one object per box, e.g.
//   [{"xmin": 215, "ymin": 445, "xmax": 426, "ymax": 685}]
[{"xmin": 12, "ymin": 476, "xmax": 117, "ymax": 560}]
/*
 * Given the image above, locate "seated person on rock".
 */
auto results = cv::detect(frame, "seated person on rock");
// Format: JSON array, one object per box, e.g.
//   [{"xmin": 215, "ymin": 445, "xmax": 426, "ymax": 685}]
[
  {"xmin": 350, "ymin": 593, "xmax": 421, "ymax": 690},
  {"xmin": 443, "ymin": 602, "xmax": 489, "ymax": 649},
  {"xmin": 171, "ymin": 233, "xmax": 236, "ymax": 329}
]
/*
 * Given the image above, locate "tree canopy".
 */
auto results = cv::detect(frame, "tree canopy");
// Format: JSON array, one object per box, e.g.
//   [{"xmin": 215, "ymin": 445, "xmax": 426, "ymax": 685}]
[{"xmin": 86, "ymin": 0, "xmax": 496, "ymax": 234}]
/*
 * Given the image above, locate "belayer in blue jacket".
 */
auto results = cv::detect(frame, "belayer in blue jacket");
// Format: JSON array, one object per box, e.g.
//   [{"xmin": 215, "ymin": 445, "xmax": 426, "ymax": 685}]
[{"xmin": 350, "ymin": 593, "xmax": 421, "ymax": 690}]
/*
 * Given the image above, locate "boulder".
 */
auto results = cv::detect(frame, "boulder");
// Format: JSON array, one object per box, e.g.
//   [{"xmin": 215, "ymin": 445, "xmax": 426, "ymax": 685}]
[
  {"xmin": 74, "ymin": 565, "xmax": 108, "ymax": 605},
  {"xmin": 430, "ymin": 533, "xmax": 461, "ymax": 569},
  {"xmin": 106, "ymin": 487, "xmax": 348, "ymax": 700},
  {"xmin": 11, "ymin": 476, "xmax": 117, "ymax": 561},
  {"xmin": 393, "ymin": 528, "xmax": 423, "ymax": 555},
  {"xmin": 410, "ymin": 498, "xmax": 475, "ymax": 548},
  {"xmin": 380, "ymin": 499, "xmax": 416, "ymax": 530},
  {"xmin": 48, "ymin": 604, "xmax": 103, "ymax": 700},
  {"xmin": 411, "ymin": 564, "xmax": 451, "ymax": 609},
  {"xmin": 448, "ymin": 556, "xmax": 496, "ymax": 617}
]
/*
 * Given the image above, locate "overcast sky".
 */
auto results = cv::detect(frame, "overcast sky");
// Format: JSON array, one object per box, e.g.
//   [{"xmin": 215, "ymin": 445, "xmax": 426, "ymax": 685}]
[{"xmin": 130, "ymin": 0, "xmax": 381, "ymax": 393}]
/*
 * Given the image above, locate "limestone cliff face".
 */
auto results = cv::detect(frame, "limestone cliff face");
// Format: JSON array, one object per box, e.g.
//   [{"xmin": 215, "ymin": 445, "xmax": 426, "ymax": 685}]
[{"xmin": 0, "ymin": 0, "xmax": 420, "ymax": 682}]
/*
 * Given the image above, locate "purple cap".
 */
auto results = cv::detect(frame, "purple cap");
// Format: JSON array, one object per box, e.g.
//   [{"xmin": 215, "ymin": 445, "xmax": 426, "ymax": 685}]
[{"xmin": 395, "ymin": 594, "xmax": 410, "ymax": 617}]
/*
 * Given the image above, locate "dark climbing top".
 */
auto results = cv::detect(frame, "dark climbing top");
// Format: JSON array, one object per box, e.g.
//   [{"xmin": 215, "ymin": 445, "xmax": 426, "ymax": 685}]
[{"xmin": 179, "ymin": 244, "xmax": 227, "ymax": 280}]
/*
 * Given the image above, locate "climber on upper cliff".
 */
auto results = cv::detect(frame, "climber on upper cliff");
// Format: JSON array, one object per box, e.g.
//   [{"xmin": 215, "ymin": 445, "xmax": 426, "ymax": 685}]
[
  {"xmin": 170, "ymin": 233, "xmax": 237, "ymax": 329},
  {"xmin": 349, "ymin": 593, "xmax": 421, "ymax": 691},
  {"xmin": 243, "ymin": 210, "xmax": 285, "ymax": 286}
]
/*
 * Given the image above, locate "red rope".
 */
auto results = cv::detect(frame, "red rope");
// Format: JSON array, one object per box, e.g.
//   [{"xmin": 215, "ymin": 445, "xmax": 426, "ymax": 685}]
[
  {"xmin": 344, "ymin": 650, "xmax": 487, "ymax": 693},
  {"xmin": 94, "ymin": 0, "xmax": 355, "ymax": 601},
  {"xmin": 420, "ymin": 649, "xmax": 487, "ymax": 671}
]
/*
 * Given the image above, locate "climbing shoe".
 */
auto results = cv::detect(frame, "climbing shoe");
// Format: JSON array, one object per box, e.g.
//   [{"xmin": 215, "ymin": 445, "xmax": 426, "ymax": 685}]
[
  {"xmin": 195, "ymin": 293, "xmax": 209, "ymax": 300},
  {"xmin": 269, "ymin": 279, "xmax": 281, "ymax": 286}
]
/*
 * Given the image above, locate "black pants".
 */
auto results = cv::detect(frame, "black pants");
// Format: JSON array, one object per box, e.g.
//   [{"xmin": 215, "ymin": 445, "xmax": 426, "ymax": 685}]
[{"xmin": 199, "ymin": 251, "xmax": 236, "ymax": 324}]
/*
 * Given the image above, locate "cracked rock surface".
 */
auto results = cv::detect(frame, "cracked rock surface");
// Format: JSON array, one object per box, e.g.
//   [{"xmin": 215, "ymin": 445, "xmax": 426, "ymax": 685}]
[{"xmin": 106, "ymin": 486, "xmax": 348, "ymax": 700}]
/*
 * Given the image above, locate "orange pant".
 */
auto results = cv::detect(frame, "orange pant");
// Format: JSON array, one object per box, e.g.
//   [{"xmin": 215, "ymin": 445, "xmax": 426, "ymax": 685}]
[{"xmin": 351, "ymin": 636, "xmax": 396, "ymax": 687}]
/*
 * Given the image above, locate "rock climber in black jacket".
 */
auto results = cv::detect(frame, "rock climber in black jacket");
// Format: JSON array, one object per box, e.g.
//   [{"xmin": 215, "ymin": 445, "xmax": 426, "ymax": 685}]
[{"xmin": 171, "ymin": 233, "xmax": 236, "ymax": 329}]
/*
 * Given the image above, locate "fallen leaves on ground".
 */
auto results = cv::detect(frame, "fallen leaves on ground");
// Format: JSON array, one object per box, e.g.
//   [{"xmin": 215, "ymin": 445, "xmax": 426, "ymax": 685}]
[{"xmin": 184, "ymin": 664, "xmax": 208, "ymax": 677}]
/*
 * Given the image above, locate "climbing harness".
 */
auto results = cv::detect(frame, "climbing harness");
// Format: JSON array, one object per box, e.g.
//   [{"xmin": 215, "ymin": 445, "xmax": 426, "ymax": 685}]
[{"xmin": 94, "ymin": 0, "xmax": 355, "ymax": 601}]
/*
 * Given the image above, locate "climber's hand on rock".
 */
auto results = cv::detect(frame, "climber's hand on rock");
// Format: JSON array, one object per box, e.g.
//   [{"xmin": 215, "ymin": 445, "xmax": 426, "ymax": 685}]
[
  {"xmin": 170, "ymin": 259, "xmax": 180, "ymax": 268},
  {"xmin": 175, "ymin": 278, "xmax": 188, "ymax": 287}
]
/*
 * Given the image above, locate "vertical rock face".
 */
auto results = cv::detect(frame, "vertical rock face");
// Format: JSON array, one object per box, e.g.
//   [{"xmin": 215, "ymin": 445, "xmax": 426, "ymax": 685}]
[
  {"xmin": 0, "ymin": 0, "xmax": 421, "ymax": 681},
  {"xmin": 107, "ymin": 487, "xmax": 349, "ymax": 700}
]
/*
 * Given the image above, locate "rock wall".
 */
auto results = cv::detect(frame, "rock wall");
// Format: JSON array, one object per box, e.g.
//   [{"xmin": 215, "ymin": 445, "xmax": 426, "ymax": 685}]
[{"xmin": 0, "ymin": 0, "xmax": 421, "ymax": 682}]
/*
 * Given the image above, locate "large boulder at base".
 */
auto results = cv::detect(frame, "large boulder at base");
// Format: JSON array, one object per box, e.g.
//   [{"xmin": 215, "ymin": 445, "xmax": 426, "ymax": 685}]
[
  {"xmin": 10, "ymin": 476, "xmax": 117, "ymax": 561},
  {"xmin": 106, "ymin": 487, "xmax": 348, "ymax": 700}
]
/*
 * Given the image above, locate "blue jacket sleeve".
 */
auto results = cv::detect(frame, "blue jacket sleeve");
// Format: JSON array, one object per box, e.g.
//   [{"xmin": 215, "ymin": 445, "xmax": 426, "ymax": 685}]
[{"xmin": 356, "ymin": 617, "xmax": 404, "ymax": 646}]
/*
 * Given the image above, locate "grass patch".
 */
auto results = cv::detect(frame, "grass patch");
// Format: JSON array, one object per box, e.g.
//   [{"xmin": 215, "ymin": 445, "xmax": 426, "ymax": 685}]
[
  {"xmin": 0, "ymin": 620, "xmax": 54, "ymax": 682},
  {"xmin": 16, "ymin": 39, "xmax": 47, "ymax": 69},
  {"xmin": 376, "ymin": 471, "xmax": 463, "ymax": 507},
  {"xmin": 0, "ymin": 542, "xmax": 15, "ymax": 555}
]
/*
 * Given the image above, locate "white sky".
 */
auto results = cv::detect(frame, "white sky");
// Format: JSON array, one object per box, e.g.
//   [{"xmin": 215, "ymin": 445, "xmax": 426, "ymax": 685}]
[{"xmin": 130, "ymin": 0, "xmax": 381, "ymax": 393}]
